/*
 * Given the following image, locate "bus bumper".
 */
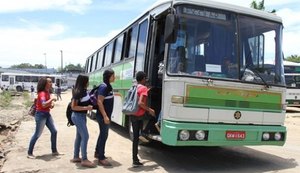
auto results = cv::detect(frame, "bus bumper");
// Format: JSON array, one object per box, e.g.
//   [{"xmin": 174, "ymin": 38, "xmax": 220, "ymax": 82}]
[{"xmin": 161, "ymin": 120, "xmax": 286, "ymax": 146}]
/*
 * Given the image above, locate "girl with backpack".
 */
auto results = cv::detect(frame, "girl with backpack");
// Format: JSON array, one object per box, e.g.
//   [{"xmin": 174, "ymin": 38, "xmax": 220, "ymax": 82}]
[
  {"xmin": 27, "ymin": 77, "xmax": 59, "ymax": 159},
  {"xmin": 70, "ymin": 74, "xmax": 95, "ymax": 168}
]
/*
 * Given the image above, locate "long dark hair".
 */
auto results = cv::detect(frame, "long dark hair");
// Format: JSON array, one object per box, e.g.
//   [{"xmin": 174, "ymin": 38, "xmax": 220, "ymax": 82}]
[
  {"xmin": 103, "ymin": 69, "xmax": 114, "ymax": 92},
  {"xmin": 73, "ymin": 74, "xmax": 89, "ymax": 99},
  {"xmin": 37, "ymin": 77, "xmax": 48, "ymax": 92}
]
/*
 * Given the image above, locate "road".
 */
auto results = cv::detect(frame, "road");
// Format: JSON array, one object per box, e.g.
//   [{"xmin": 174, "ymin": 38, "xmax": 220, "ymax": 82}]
[{"xmin": 1, "ymin": 91, "xmax": 300, "ymax": 173}]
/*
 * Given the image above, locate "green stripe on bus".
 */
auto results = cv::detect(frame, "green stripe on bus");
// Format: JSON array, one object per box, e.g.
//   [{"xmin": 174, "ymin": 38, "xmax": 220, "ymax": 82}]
[{"xmin": 185, "ymin": 85, "xmax": 282, "ymax": 112}]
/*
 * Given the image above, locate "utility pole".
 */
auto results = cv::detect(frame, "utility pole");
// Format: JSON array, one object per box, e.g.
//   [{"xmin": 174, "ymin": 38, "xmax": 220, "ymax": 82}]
[
  {"xmin": 44, "ymin": 53, "xmax": 47, "ymax": 73},
  {"xmin": 60, "ymin": 50, "xmax": 63, "ymax": 75}
]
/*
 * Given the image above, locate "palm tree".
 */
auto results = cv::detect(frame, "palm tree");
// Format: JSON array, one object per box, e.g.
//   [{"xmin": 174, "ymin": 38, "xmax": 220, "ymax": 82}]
[{"xmin": 250, "ymin": 0, "xmax": 276, "ymax": 13}]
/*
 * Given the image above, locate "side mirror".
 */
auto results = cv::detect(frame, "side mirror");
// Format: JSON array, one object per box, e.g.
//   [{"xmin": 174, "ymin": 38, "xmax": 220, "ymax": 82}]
[{"xmin": 164, "ymin": 13, "xmax": 178, "ymax": 43}]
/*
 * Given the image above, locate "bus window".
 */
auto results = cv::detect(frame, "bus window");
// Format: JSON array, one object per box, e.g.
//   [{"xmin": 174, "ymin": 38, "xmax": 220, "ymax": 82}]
[
  {"xmin": 89, "ymin": 55, "xmax": 94, "ymax": 72},
  {"xmin": 128, "ymin": 25, "xmax": 138, "ymax": 59},
  {"xmin": 113, "ymin": 34, "xmax": 125, "ymax": 63},
  {"xmin": 31, "ymin": 76, "xmax": 39, "ymax": 82},
  {"xmin": 135, "ymin": 19, "xmax": 149, "ymax": 73},
  {"xmin": 16, "ymin": 75, "xmax": 24, "ymax": 82},
  {"xmin": 97, "ymin": 49, "xmax": 104, "ymax": 69},
  {"xmin": 24, "ymin": 76, "xmax": 30, "ymax": 82},
  {"xmin": 1, "ymin": 75, "xmax": 8, "ymax": 81},
  {"xmin": 92, "ymin": 53, "xmax": 98, "ymax": 71},
  {"xmin": 104, "ymin": 43, "xmax": 113, "ymax": 67}
]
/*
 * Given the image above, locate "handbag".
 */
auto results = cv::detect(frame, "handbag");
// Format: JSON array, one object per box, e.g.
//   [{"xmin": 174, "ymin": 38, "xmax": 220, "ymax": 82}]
[{"xmin": 28, "ymin": 99, "xmax": 37, "ymax": 116}]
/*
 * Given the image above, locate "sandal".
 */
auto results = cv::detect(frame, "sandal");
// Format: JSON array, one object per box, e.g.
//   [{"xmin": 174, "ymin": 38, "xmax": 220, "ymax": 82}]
[
  {"xmin": 81, "ymin": 159, "xmax": 96, "ymax": 168},
  {"xmin": 98, "ymin": 159, "xmax": 112, "ymax": 166}
]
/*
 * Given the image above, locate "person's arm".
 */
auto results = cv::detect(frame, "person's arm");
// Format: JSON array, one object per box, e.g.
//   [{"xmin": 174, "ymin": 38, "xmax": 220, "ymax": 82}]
[
  {"xmin": 40, "ymin": 92, "xmax": 56, "ymax": 108},
  {"xmin": 138, "ymin": 91, "xmax": 155, "ymax": 116},
  {"xmin": 71, "ymin": 99, "xmax": 93, "ymax": 111}
]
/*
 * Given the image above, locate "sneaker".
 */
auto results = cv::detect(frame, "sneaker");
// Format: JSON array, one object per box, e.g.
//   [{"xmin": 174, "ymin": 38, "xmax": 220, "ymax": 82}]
[
  {"xmin": 132, "ymin": 160, "xmax": 143, "ymax": 167},
  {"xmin": 27, "ymin": 154, "xmax": 36, "ymax": 159},
  {"xmin": 81, "ymin": 159, "xmax": 96, "ymax": 168},
  {"xmin": 139, "ymin": 134, "xmax": 149, "ymax": 143},
  {"xmin": 70, "ymin": 158, "xmax": 82, "ymax": 163}
]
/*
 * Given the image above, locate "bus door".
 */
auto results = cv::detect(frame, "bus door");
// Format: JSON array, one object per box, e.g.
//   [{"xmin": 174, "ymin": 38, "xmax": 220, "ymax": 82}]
[{"xmin": 9, "ymin": 76, "xmax": 15, "ymax": 86}]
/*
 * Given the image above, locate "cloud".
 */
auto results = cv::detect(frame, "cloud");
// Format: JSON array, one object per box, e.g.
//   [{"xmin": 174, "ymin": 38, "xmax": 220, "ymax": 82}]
[
  {"xmin": 0, "ymin": 18, "xmax": 122, "ymax": 68},
  {"xmin": 0, "ymin": 0, "xmax": 92, "ymax": 14},
  {"xmin": 92, "ymin": 0, "xmax": 157, "ymax": 11}
]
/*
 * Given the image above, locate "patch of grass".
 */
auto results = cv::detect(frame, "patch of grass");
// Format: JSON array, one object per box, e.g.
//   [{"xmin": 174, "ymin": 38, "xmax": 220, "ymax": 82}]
[
  {"xmin": 0, "ymin": 91, "xmax": 12, "ymax": 108},
  {"xmin": 22, "ymin": 92, "xmax": 33, "ymax": 108}
]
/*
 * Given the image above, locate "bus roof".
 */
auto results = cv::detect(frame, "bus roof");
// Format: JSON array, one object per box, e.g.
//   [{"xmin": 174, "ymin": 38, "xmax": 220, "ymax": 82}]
[
  {"xmin": 284, "ymin": 60, "xmax": 300, "ymax": 66},
  {"xmin": 0, "ymin": 72, "xmax": 65, "ymax": 77}
]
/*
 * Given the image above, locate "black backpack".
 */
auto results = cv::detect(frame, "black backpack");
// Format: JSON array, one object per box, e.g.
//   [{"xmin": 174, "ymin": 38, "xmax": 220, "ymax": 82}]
[
  {"xmin": 88, "ymin": 86, "xmax": 99, "ymax": 109},
  {"xmin": 66, "ymin": 102, "xmax": 74, "ymax": 126}
]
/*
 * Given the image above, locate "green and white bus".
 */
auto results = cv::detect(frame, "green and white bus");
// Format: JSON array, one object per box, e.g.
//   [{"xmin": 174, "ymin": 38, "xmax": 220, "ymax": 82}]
[
  {"xmin": 284, "ymin": 60, "xmax": 300, "ymax": 106},
  {"xmin": 85, "ymin": 0, "xmax": 286, "ymax": 146}
]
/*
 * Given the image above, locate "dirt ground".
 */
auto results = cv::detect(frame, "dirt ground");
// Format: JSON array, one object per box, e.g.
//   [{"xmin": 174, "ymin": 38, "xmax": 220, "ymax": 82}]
[{"xmin": 0, "ymin": 91, "xmax": 300, "ymax": 173}]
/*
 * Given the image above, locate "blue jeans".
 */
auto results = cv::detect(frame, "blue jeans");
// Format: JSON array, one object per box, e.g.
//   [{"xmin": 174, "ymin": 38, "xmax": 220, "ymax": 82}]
[
  {"xmin": 71, "ymin": 112, "xmax": 89, "ymax": 160},
  {"xmin": 95, "ymin": 115, "xmax": 109, "ymax": 160},
  {"xmin": 28, "ymin": 111, "xmax": 57, "ymax": 155}
]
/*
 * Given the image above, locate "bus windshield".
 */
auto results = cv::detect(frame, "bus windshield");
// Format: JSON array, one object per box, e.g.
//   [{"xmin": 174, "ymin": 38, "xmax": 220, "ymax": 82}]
[{"xmin": 167, "ymin": 5, "xmax": 284, "ymax": 86}]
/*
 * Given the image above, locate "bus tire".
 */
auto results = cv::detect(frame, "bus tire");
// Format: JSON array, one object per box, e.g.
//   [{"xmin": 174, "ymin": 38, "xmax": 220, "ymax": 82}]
[{"xmin": 16, "ymin": 86, "xmax": 22, "ymax": 92}]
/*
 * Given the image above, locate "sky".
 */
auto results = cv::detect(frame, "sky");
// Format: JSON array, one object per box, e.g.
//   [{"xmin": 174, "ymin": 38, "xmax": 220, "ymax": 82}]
[{"xmin": 0, "ymin": 0, "xmax": 299, "ymax": 69}]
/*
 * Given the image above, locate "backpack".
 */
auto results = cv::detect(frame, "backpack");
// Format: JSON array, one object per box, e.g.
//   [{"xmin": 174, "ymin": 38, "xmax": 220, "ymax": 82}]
[
  {"xmin": 28, "ymin": 98, "xmax": 37, "ymax": 116},
  {"xmin": 89, "ymin": 86, "xmax": 100, "ymax": 109},
  {"xmin": 122, "ymin": 85, "xmax": 139, "ymax": 115},
  {"xmin": 66, "ymin": 102, "xmax": 74, "ymax": 126}
]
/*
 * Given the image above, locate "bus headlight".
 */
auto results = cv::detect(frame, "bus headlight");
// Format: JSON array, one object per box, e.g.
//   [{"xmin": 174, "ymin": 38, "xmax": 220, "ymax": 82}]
[
  {"xmin": 274, "ymin": 132, "xmax": 282, "ymax": 141},
  {"xmin": 195, "ymin": 130, "xmax": 206, "ymax": 140},
  {"xmin": 262, "ymin": 132, "xmax": 270, "ymax": 141},
  {"xmin": 179, "ymin": 130, "xmax": 190, "ymax": 141}
]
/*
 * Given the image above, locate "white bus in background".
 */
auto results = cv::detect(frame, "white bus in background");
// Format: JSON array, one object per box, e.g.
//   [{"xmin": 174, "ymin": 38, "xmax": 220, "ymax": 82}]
[
  {"xmin": 0, "ymin": 72, "xmax": 68, "ymax": 92},
  {"xmin": 284, "ymin": 61, "xmax": 300, "ymax": 106}
]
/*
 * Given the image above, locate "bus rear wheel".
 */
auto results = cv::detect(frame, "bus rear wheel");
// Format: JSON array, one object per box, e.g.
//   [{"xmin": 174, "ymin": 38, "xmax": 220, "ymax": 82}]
[{"xmin": 16, "ymin": 86, "xmax": 23, "ymax": 92}]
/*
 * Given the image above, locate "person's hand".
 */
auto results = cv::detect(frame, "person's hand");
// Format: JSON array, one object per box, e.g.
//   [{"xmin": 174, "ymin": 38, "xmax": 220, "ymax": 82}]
[
  {"xmin": 50, "ymin": 102, "xmax": 55, "ymax": 109},
  {"xmin": 104, "ymin": 116, "xmax": 110, "ymax": 124},
  {"xmin": 148, "ymin": 108, "xmax": 155, "ymax": 117},
  {"xmin": 86, "ymin": 105, "xmax": 93, "ymax": 111}
]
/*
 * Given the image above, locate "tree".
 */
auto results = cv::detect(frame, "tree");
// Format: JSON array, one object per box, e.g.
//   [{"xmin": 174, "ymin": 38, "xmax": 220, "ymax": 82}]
[
  {"xmin": 10, "ymin": 63, "xmax": 46, "ymax": 69},
  {"xmin": 286, "ymin": 55, "xmax": 300, "ymax": 63},
  {"xmin": 58, "ymin": 63, "xmax": 84, "ymax": 73},
  {"xmin": 250, "ymin": 0, "xmax": 276, "ymax": 13}
]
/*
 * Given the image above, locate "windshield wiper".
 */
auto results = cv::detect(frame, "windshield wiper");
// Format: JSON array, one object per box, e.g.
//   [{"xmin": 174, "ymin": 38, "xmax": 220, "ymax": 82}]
[{"xmin": 245, "ymin": 64, "xmax": 270, "ymax": 88}]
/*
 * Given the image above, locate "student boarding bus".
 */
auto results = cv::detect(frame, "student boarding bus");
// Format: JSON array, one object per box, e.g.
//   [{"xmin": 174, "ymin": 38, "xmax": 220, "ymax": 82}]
[
  {"xmin": 0, "ymin": 72, "xmax": 68, "ymax": 92},
  {"xmin": 284, "ymin": 61, "xmax": 300, "ymax": 106},
  {"xmin": 85, "ymin": 0, "xmax": 286, "ymax": 146}
]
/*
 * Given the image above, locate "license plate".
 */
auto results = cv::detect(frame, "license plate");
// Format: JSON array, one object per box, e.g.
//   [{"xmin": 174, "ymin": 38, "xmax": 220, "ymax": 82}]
[{"xmin": 226, "ymin": 131, "xmax": 246, "ymax": 140}]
